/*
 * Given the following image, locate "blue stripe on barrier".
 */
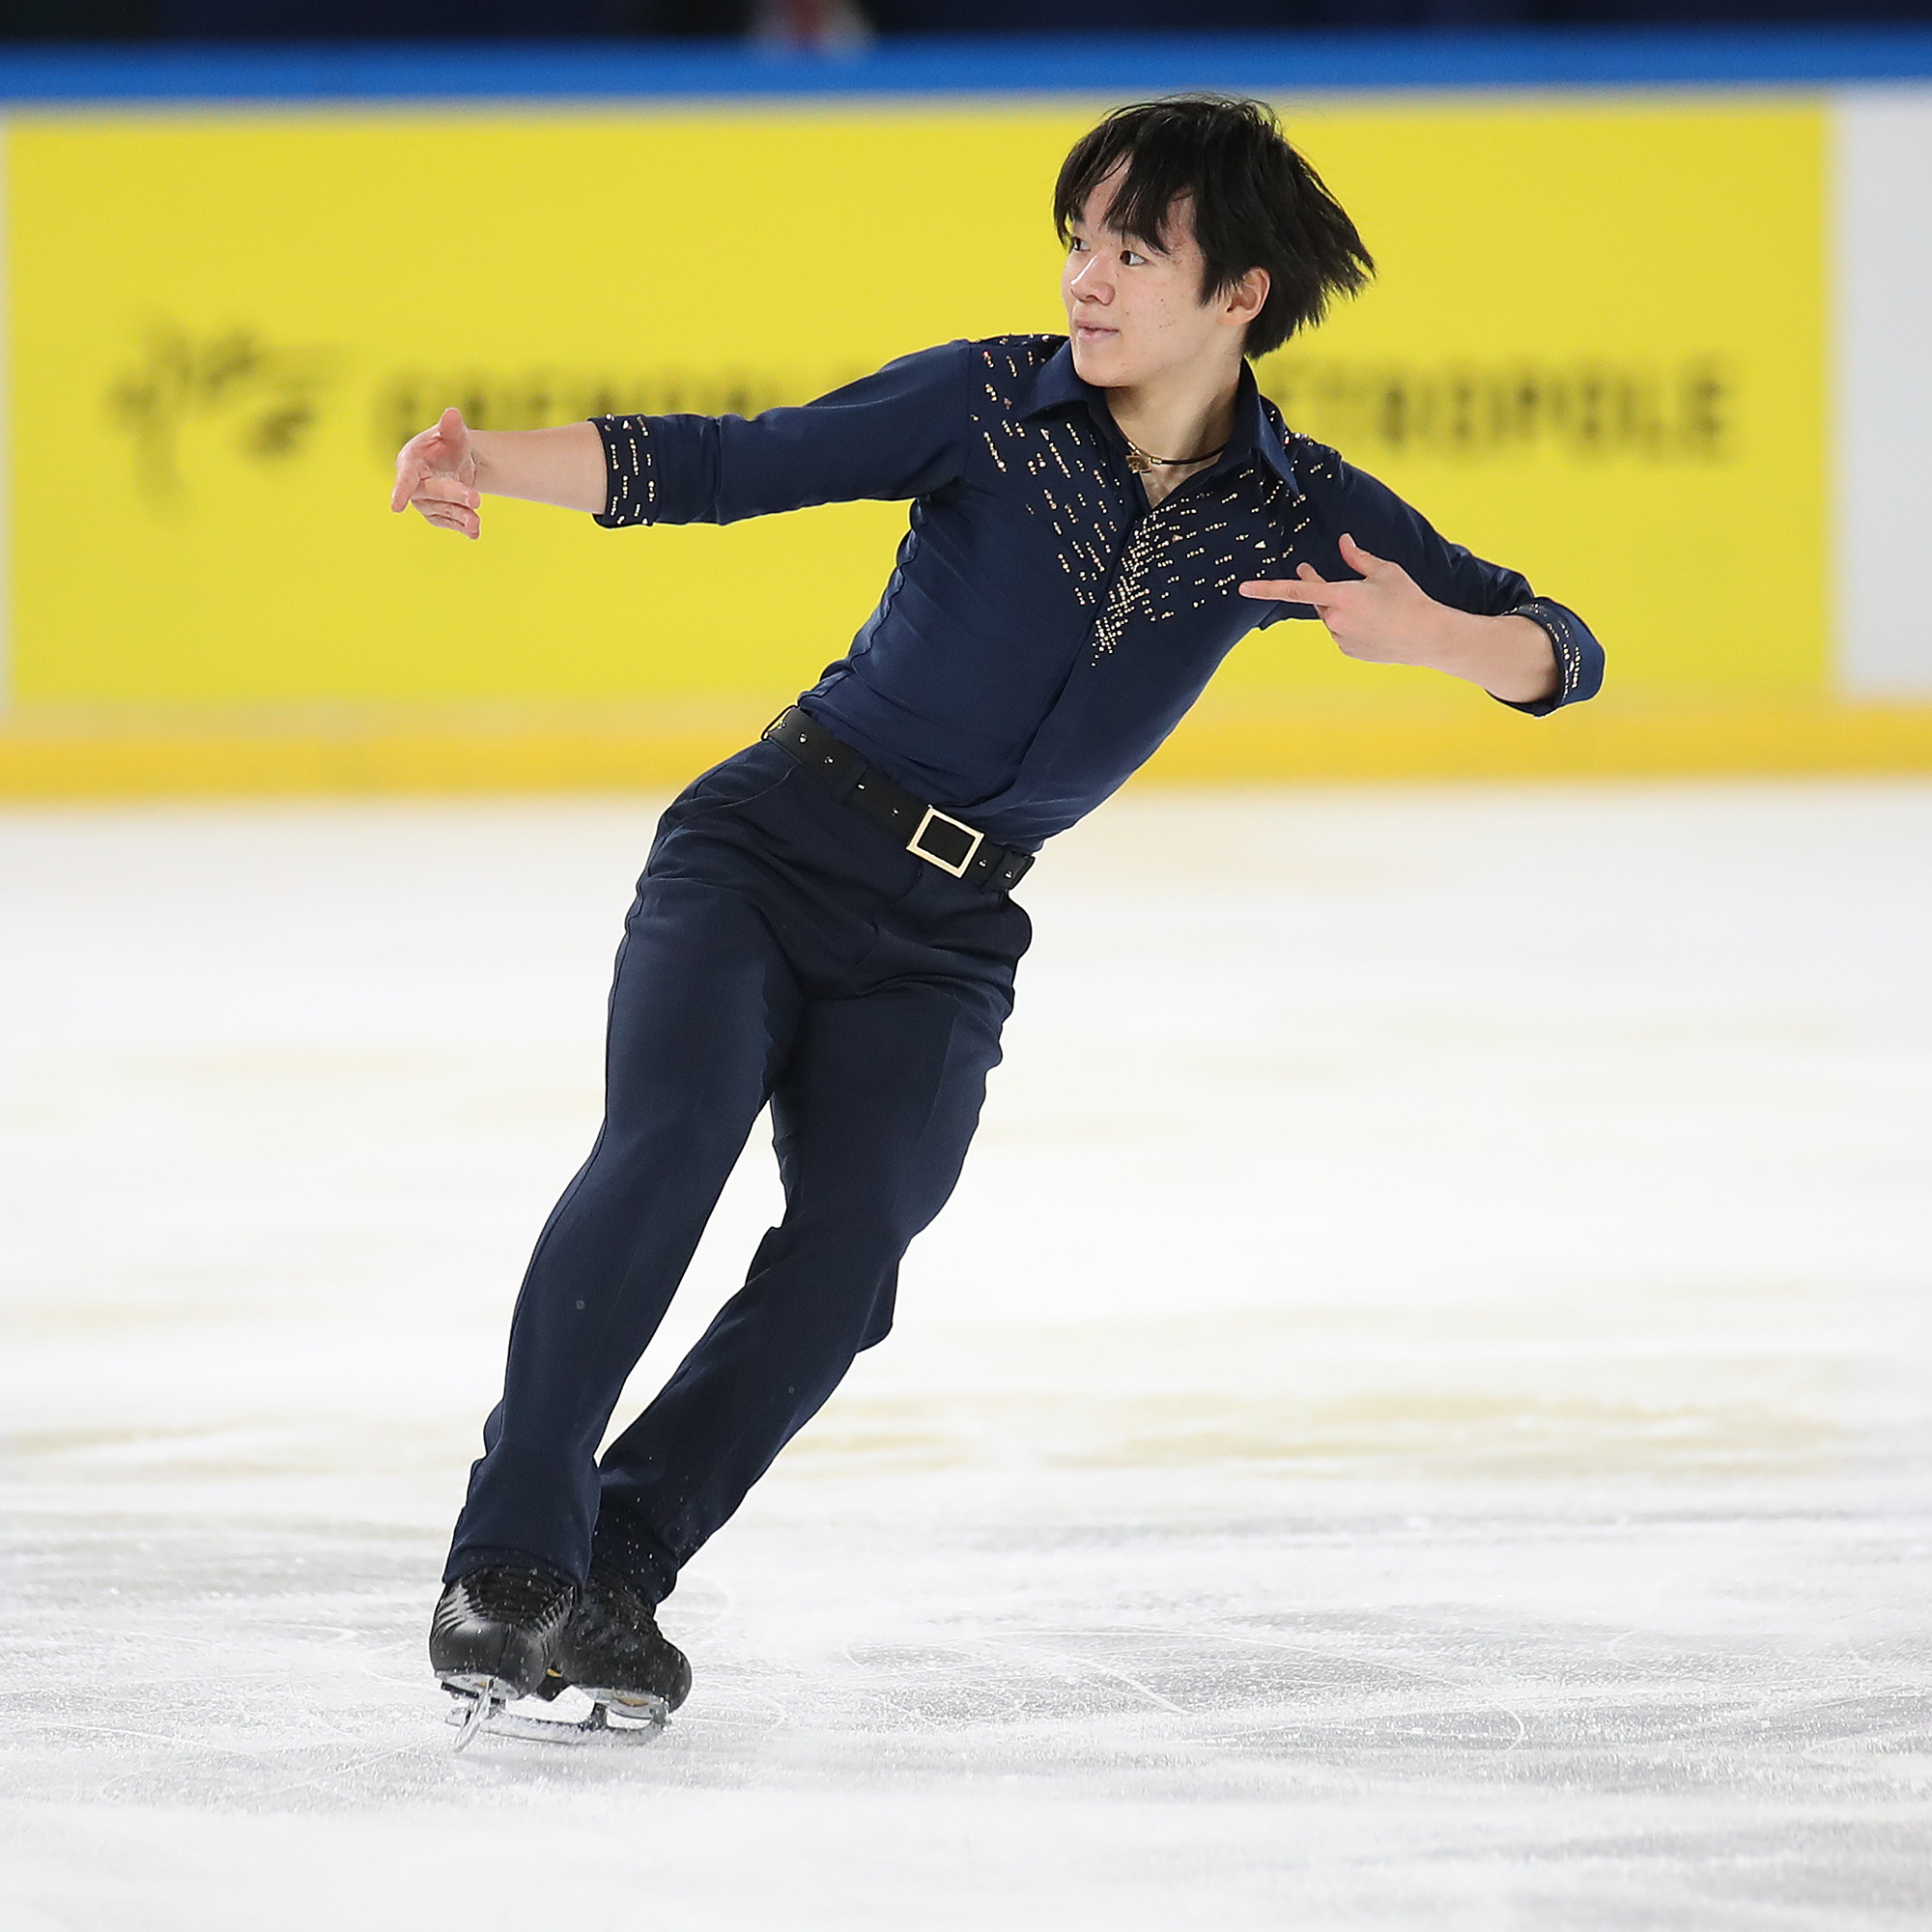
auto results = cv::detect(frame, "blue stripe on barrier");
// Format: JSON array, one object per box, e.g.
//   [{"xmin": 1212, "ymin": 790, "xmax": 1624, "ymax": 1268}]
[{"xmin": 4, "ymin": 30, "xmax": 1932, "ymax": 105}]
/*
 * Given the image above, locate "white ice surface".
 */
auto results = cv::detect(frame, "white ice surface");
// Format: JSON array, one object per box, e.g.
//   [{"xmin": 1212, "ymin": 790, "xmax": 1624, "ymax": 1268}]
[{"xmin": 2, "ymin": 781, "xmax": 1929, "ymax": 1929}]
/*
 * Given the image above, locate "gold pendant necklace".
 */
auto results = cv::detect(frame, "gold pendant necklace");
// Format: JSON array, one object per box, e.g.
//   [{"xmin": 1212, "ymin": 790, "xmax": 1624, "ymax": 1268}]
[{"xmin": 1123, "ymin": 437, "xmax": 1226, "ymax": 475}]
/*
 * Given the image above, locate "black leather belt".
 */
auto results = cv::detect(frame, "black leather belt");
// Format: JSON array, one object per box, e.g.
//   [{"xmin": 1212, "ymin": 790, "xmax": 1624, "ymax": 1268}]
[{"xmin": 762, "ymin": 705, "xmax": 1034, "ymax": 893}]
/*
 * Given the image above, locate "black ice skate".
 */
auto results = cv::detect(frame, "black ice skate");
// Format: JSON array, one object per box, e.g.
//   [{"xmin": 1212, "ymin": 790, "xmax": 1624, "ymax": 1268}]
[
  {"xmin": 554, "ymin": 1565, "xmax": 693, "ymax": 1727},
  {"xmin": 429, "ymin": 1565, "xmax": 576, "ymax": 1749}
]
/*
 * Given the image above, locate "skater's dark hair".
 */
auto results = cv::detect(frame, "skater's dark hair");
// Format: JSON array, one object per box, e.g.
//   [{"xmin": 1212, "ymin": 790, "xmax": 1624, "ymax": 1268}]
[{"xmin": 1053, "ymin": 96, "xmax": 1374, "ymax": 360}]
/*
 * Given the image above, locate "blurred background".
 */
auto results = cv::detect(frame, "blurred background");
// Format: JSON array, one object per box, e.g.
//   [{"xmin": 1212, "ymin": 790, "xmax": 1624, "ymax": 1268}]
[
  {"xmin": 15, "ymin": 2, "xmax": 1932, "ymax": 39},
  {"xmin": 0, "ymin": 17, "xmax": 1929, "ymax": 792}
]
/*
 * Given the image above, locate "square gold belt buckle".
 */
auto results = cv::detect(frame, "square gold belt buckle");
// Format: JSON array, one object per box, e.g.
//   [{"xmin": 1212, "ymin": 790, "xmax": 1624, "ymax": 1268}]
[{"xmin": 907, "ymin": 807, "xmax": 984, "ymax": 878}]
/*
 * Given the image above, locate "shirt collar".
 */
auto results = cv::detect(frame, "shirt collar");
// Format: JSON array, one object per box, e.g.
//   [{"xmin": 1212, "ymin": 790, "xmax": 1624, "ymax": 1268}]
[{"xmin": 1019, "ymin": 338, "xmax": 1300, "ymax": 493}]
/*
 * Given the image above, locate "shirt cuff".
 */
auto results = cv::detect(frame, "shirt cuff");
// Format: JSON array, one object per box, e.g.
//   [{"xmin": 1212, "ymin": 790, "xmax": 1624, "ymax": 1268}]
[
  {"xmin": 589, "ymin": 414, "xmax": 655, "ymax": 527},
  {"xmin": 1492, "ymin": 598, "xmax": 1605, "ymax": 717}
]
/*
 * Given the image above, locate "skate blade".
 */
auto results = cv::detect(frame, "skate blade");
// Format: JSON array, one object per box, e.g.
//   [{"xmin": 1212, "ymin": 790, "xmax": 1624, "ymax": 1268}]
[
  {"xmin": 440, "ymin": 1678, "xmax": 667, "ymax": 1747},
  {"xmin": 440, "ymin": 1673, "xmax": 511, "ymax": 1753}
]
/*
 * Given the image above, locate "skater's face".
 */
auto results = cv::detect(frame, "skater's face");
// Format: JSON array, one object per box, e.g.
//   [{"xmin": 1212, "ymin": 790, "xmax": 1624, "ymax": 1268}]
[{"xmin": 1061, "ymin": 168, "xmax": 1267, "ymax": 390}]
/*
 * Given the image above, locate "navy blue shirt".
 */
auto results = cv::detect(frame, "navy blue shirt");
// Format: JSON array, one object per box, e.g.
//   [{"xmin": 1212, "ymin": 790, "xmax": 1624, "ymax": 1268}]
[{"xmin": 593, "ymin": 335, "xmax": 1604, "ymax": 849}]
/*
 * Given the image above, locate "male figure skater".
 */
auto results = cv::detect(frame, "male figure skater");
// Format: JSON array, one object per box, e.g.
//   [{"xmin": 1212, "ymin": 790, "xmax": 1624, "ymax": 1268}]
[{"xmin": 393, "ymin": 96, "xmax": 1603, "ymax": 1737}]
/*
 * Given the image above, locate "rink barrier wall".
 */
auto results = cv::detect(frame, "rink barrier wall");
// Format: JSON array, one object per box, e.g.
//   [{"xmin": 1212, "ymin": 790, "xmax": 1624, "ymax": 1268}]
[
  {"xmin": 4, "ymin": 700, "xmax": 1931, "ymax": 801},
  {"xmin": 1, "ymin": 38, "xmax": 1929, "ymax": 795}
]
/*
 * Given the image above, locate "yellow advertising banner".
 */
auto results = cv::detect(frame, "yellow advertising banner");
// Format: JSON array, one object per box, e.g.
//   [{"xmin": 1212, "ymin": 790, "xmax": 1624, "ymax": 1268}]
[{"xmin": 5, "ymin": 94, "xmax": 1887, "ymax": 791}]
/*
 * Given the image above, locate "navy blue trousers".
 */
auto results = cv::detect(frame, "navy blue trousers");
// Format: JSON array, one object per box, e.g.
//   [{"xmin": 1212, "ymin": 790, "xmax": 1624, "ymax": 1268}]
[{"xmin": 443, "ymin": 741, "xmax": 1031, "ymax": 1604}]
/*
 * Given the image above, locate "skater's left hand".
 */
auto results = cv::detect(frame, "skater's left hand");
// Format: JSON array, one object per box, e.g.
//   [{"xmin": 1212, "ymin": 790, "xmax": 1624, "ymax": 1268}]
[{"xmin": 1239, "ymin": 533, "xmax": 1557, "ymax": 705}]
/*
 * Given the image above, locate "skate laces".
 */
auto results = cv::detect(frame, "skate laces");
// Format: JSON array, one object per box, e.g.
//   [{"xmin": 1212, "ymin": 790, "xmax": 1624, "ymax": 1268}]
[{"xmin": 462, "ymin": 1566, "xmax": 573, "ymax": 1627}]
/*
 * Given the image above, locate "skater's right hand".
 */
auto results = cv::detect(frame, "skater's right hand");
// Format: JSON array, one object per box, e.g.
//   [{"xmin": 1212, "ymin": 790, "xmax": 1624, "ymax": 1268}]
[{"xmin": 392, "ymin": 407, "xmax": 483, "ymax": 540}]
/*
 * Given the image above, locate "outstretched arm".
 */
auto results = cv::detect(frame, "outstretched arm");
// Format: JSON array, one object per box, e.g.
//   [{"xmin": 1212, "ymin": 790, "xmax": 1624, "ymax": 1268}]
[
  {"xmin": 1239, "ymin": 533, "xmax": 1558, "ymax": 707},
  {"xmin": 393, "ymin": 345, "xmax": 975, "ymax": 542},
  {"xmin": 390, "ymin": 408, "xmax": 606, "ymax": 539}
]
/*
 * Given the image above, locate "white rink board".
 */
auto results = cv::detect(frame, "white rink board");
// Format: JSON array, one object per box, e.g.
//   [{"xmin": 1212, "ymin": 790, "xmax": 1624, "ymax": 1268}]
[
  {"xmin": 1834, "ymin": 90, "xmax": 1932, "ymax": 697},
  {"xmin": 2, "ymin": 785, "xmax": 1930, "ymax": 1930}
]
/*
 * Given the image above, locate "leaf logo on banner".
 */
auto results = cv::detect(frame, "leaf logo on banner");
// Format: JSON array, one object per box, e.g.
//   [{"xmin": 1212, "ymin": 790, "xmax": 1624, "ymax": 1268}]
[{"xmin": 109, "ymin": 323, "xmax": 342, "ymax": 510}]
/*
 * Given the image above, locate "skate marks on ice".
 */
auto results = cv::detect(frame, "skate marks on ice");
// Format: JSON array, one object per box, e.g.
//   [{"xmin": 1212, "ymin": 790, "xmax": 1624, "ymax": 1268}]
[
  {"xmin": 7, "ymin": 1441, "xmax": 1930, "ymax": 1809},
  {"xmin": 5, "ymin": 787, "xmax": 1932, "ymax": 1926},
  {"xmin": 7, "ymin": 1467, "xmax": 1931, "ymax": 1929},
  {"xmin": 680, "ymin": 1479, "xmax": 1932, "ymax": 1790}
]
